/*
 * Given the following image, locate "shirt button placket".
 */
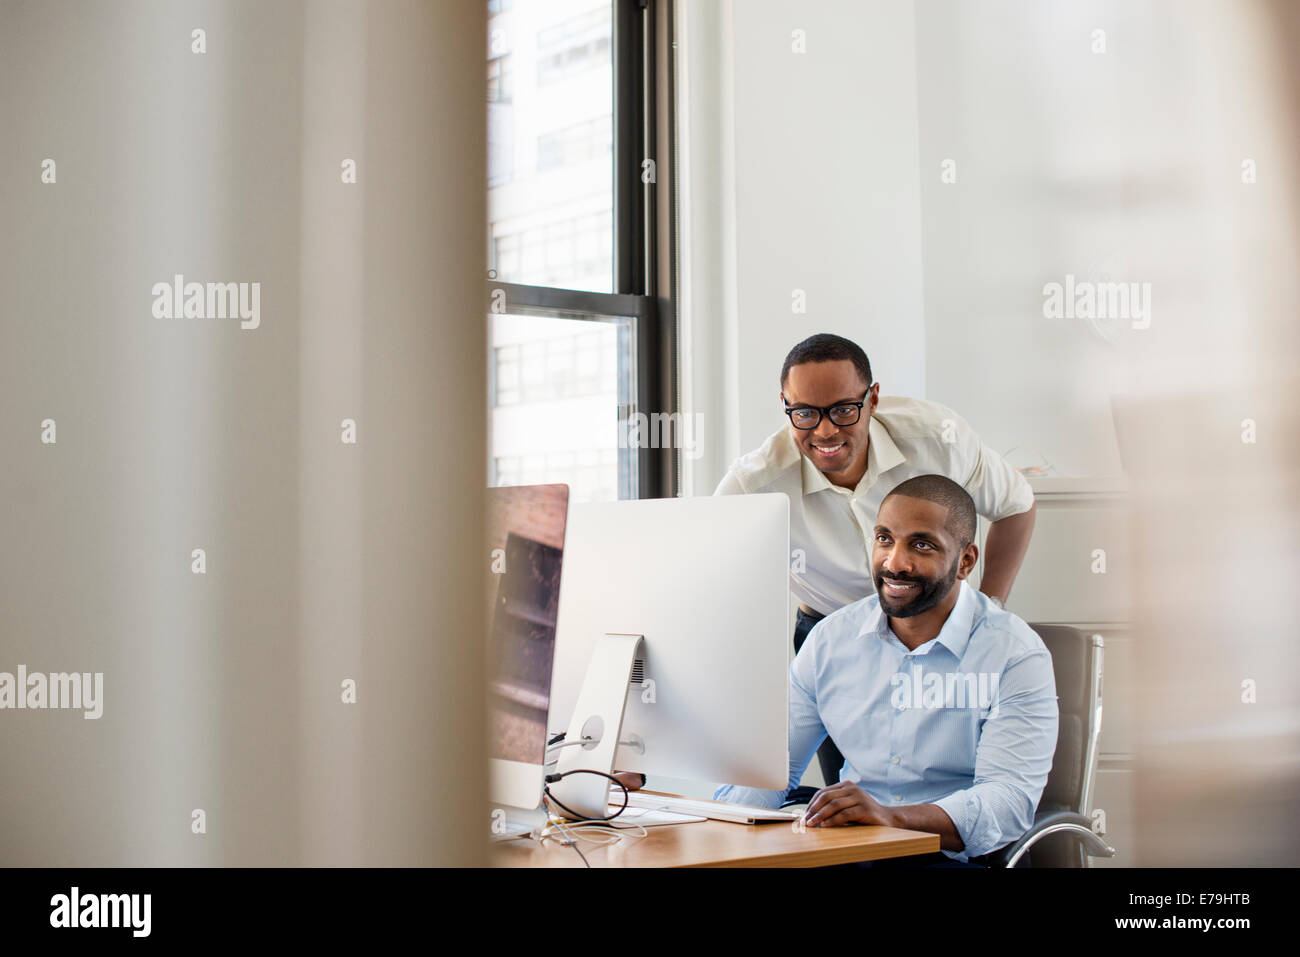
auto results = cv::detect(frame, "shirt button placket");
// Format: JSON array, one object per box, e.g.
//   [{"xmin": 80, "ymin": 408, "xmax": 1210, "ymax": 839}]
[{"xmin": 889, "ymin": 651, "xmax": 906, "ymax": 791}]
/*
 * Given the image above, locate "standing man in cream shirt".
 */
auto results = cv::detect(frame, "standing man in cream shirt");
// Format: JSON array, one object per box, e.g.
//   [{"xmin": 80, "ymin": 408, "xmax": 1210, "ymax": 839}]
[{"xmin": 715, "ymin": 333, "xmax": 1037, "ymax": 783}]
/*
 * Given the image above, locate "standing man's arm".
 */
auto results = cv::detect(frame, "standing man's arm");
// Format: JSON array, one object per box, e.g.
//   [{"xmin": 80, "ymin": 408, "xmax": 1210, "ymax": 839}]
[
  {"xmin": 945, "ymin": 409, "xmax": 1037, "ymax": 605},
  {"xmin": 713, "ymin": 469, "xmax": 745, "ymax": 496},
  {"xmin": 980, "ymin": 502, "xmax": 1036, "ymax": 603}
]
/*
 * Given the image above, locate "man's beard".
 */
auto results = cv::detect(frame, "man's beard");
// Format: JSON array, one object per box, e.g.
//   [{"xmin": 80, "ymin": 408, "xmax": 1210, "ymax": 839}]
[{"xmin": 875, "ymin": 556, "xmax": 959, "ymax": 618}]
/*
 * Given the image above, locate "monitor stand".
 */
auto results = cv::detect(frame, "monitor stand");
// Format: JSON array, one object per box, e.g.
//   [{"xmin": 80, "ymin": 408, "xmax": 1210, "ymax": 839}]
[{"xmin": 550, "ymin": 633, "xmax": 646, "ymax": 820}]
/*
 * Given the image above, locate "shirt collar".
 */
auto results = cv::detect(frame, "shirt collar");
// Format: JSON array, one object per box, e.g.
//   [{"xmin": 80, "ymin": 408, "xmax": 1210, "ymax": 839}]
[
  {"xmin": 798, "ymin": 414, "xmax": 906, "ymax": 497},
  {"xmin": 861, "ymin": 580, "xmax": 977, "ymax": 660},
  {"xmin": 932, "ymin": 580, "xmax": 977, "ymax": 659}
]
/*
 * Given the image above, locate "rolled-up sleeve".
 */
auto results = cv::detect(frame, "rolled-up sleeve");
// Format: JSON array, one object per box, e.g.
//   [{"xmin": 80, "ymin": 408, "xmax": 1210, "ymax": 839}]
[
  {"xmin": 944, "ymin": 409, "xmax": 1034, "ymax": 522},
  {"xmin": 930, "ymin": 647, "xmax": 1058, "ymax": 859},
  {"xmin": 713, "ymin": 467, "xmax": 746, "ymax": 496},
  {"xmin": 714, "ymin": 632, "xmax": 828, "ymax": 807}
]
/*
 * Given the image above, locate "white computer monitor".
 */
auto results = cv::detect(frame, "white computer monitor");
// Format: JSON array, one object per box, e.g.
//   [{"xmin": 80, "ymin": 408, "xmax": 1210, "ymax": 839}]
[{"xmin": 546, "ymin": 493, "xmax": 790, "ymax": 816}]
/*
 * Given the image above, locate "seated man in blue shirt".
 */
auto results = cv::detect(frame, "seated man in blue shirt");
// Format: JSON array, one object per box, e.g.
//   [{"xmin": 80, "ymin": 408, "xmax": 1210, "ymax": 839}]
[{"xmin": 714, "ymin": 473, "xmax": 1058, "ymax": 864}]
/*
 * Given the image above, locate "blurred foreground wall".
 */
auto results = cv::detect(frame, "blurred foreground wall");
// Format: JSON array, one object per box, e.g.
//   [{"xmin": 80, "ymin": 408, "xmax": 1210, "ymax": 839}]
[
  {"xmin": 1123, "ymin": 0, "xmax": 1300, "ymax": 867},
  {"xmin": 0, "ymin": 0, "xmax": 486, "ymax": 865}
]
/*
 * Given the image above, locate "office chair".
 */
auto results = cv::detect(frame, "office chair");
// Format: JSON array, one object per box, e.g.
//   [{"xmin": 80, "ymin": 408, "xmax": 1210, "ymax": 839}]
[{"xmin": 970, "ymin": 624, "xmax": 1116, "ymax": 867}]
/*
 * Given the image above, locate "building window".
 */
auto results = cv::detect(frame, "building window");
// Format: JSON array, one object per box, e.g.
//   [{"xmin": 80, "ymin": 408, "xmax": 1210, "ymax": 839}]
[
  {"xmin": 537, "ymin": 7, "xmax": 612, "ymax": 86},
  {"xmin": 493, "ymin": 328, "xmax": 617, "ymax": 407},
  {"xmin": 537, "ymin": 115, "xmax": 612, "ymax": 172},
  {"xmin": 493, "ymin": 449, "xmax": 619, "ymax": 503},
  {"xmin": 492, "ymin": 210, "xmax": 611, "ymax": 292},
  {"xmin": 487, "ymin": 55, "xmax": 512, "ymax": 103}
]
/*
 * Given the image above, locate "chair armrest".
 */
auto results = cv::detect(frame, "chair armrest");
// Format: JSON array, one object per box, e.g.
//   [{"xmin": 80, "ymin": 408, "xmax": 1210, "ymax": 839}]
[{"xmin": 974, "ymin": 811, "xmax": 1117, "ymax": 868}]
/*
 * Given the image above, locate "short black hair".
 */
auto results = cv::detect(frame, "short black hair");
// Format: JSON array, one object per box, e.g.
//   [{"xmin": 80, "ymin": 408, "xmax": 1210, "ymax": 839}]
[
  {"xmin": 780, "ymin": 334, "xmax": 873, "ymax": 390},
  {"xmin": 881, "ymin": 474, "xmax": 977, "ymax": 548}
]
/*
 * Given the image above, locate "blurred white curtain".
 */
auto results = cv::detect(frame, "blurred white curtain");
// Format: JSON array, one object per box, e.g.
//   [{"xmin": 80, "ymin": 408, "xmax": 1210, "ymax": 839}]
[
  {"xmin": 0, "ymin": 0, "xmax": 485, "ymax": 865},
  {"xmin": 1119, "ymin": 0, "xmax": 1300, "ymax": 867}
]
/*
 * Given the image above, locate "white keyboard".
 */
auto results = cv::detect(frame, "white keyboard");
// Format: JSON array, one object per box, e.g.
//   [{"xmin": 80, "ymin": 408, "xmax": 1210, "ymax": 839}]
[
  {"xmin": 605, "ymin": 805, "xmax": 706, "ymax": 827},
  {"xmin": 623, "ymin": 792, "xmax": 800, "ymax": 824}
]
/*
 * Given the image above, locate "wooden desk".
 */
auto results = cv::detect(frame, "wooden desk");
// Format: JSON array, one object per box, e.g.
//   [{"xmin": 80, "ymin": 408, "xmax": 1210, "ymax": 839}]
[{"xmin": 493, "ymin": 817, "xmax": 940, "ymax": 868}]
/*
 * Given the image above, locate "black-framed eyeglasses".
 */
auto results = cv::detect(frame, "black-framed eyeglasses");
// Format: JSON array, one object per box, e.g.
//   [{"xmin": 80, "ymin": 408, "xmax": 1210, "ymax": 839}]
[{"xmin": 783, "ymin": 393, "xmax": 870, "ymax": 430}]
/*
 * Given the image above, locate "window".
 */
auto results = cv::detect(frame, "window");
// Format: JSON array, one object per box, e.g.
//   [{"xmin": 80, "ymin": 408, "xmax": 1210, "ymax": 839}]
[
  {"xmin": 489, "ymin": 312, "xmax": 633, "ymax": 500},
  {"xmin": 484, "ymin": 0, "xmax": 676, "ymax": 503},
  {"xmin": 488, "ymin": 1, "xmax": 612, "ymax": 293}
]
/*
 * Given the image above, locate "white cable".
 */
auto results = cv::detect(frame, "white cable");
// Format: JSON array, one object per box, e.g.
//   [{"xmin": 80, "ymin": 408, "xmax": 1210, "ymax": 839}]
[
  {"xmin": 537, "ymin": 794, "xmax": 648, "ymax": 847},
  {"xmin": 539, "ymin": 819, "xmax": 648, "ymax": 845}
]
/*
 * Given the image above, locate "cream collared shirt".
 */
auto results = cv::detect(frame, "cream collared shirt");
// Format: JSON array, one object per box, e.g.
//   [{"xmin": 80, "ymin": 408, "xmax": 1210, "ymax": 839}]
[{"xmin": 714, "ymin": 395, "xmax": 1034, "ymax": 616}]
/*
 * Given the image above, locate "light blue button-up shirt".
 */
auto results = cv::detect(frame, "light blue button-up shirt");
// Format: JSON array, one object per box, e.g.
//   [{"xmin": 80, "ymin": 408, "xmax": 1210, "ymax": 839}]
[{"xmin": 715, "ymin": 580, "xmax": 1058, "ymax": 861}]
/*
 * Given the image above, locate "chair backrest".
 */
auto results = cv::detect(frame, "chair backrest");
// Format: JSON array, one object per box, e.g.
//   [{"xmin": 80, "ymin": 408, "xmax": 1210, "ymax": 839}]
[{"xmin": 1027, "ymin": 624, "xmax": 1102, "ymax": 816}]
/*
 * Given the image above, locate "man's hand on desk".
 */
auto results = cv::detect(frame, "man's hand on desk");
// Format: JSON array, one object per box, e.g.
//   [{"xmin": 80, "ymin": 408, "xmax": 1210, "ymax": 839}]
[
  {"xmin": 612, "ymin": 771, "xmax": 646, "ymax": 792},
  {"xmin": 803, "ymin": 781, "xmax": 965, "ymax": 851},
  {"xmin": 804, "ymin": 781, "xmax": 893, "ymax": 828}
]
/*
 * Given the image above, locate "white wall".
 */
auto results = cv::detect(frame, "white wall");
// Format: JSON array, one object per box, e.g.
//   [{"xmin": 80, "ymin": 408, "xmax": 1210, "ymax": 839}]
[
  {"xmin": 681, "ymin": 0, "xmax": 927, "ymax": 495},
  {"xmin": 685, "ymin": 0, "xmax": 1267, "ymax": 485},
  {"xmin": 686, "ymin": 0, "xmax": 1284, "ymax": 478},
  {"xmin": 913, "ymin": 0, "xmax": 1246, "ymax": 477}
]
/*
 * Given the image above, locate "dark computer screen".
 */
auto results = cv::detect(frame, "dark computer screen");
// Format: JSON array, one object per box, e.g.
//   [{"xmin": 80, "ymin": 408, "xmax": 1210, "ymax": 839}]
[{"xmin": 485, "ymin": 484, "xmax": 569, "ymax": 765}]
